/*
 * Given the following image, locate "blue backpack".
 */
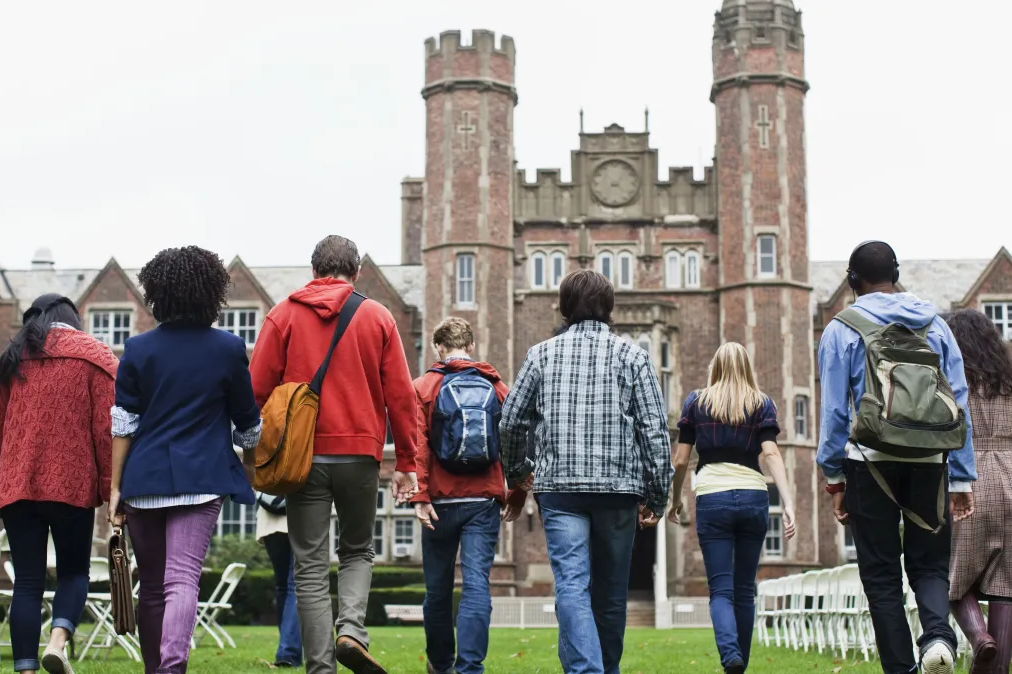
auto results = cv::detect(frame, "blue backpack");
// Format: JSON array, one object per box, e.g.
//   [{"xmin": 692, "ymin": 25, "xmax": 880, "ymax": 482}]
[{"xmin": 428, "ymin": 366, "xmax": 502, "ymax": 474}]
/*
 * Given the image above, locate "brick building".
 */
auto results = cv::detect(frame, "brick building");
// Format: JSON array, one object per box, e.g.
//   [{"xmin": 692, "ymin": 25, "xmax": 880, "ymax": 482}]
[{"xmin": 3, "ymin": 0, "xmax": 1012, "ymax": 619}]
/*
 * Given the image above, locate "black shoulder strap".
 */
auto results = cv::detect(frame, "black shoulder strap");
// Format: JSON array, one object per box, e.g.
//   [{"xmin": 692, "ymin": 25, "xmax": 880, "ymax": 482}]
[{"xmin": 309, "ymin": 292, "xmax": 365, "ymax": 395}]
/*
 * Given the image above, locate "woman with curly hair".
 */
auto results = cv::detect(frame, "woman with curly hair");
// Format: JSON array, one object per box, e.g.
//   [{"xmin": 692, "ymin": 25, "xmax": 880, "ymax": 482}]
[
  {"xmin": 107, "ymin": 246, "xmax": 262, "ymax": 674},
  {"xmin": 0, "ymin": 294, "xmax": 117, "ymax": 674},
  {"xmin": 945, "ymin": 309, "xmax": 1012, "ymax": 674}
]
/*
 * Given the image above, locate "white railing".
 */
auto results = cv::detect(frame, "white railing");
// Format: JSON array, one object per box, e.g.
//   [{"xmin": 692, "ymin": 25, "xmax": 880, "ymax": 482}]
[
  {"xmin": 490, "ymin": 597, "xmax": 559, "ymax": 628},
  {"xmin": 655, "ymin": 597, "xmax": 712, "ymax": 628}
]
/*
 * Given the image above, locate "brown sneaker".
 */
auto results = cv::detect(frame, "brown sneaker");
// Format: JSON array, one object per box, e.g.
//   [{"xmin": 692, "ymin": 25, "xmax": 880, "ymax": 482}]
[{"xmin": 335, "ymin": 636, "xmax": 387, "ymax": 674}]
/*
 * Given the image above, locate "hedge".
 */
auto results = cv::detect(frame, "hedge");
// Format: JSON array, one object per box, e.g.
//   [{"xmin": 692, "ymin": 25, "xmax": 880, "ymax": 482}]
[{"xmin": 198, "ymin": 566, "xmax": 438, "ymax": 626}]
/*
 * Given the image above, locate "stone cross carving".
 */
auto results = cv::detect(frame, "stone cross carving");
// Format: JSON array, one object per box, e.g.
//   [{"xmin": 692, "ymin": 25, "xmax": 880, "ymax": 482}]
[
  {"xmin": 456, "ymin": 111, "xmax": 477, "ymax": 150},
  {"xmin": 756, "ymin": 105, "xmax": 773, "ymax": 150}
]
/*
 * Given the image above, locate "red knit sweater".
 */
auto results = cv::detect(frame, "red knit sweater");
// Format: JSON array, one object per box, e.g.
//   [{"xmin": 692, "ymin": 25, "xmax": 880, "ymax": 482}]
[{"xmin": 0, "ymin": 328, "xmax": 118, "ymax": 510}]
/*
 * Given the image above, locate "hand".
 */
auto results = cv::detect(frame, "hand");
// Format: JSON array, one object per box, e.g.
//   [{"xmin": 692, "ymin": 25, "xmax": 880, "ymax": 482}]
[
  {"xmin": 666, "ymin": 499, "xmax": 684, "ymax": 524},
  {"xmin": 392, "ymin": 471, "xmax": 419, "ymax": 504},
  {"xmin": 414, "ymin": 503, "xmax": 438, "ymax": 531},
  {"xmin": 638, "ymin": 504, "xmax": 660, "ymax": 528},
  {"xmin": 832, "ymin": 491, "xmax": 848, "ymax": 525},
  {"xmin": 783, "ymin": 505, "xmax": 797, "ymax": 540},
  {"xmin": 502, "ymin": 489, "xmax": 527, "ymax": 522},
  {"xmin": 515, "ymin": 472, "xmax": 534, "ymax": 492},
  {"xmin": 108, "ymin": 489, "xmax": 124, "ymax": 527},
  {"xmin": 950, "ymin": 492, "xmax": 975, "ymax": 522}
]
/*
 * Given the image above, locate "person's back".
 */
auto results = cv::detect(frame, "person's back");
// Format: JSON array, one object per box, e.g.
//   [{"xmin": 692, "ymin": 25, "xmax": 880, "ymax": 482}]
[
  {"xmin": 0, "ymin": 294, "xmax": 118, "ymax": 673},
  {"xmin": 249, "ymin": 235, "xmax": 417, "ymax": 674},
  {"xmin": 817, "ymin": 241, "xmax": 975, "ymax": 674},
  {"xmin": 499, "ymin": 269, "xmax": 673, "ymax": 674}
]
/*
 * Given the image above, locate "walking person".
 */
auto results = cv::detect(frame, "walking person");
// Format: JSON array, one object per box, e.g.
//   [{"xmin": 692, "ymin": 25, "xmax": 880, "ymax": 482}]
[
  {"xmin": 944, "ymin": 309, "xmax": 1012, "ymax": 674},
  {"xmin": 249, "ymin": 235, "xmax": 418, "ymax": 674},
  {"xmin": 499, "ymin": 269, "xmax": 674, "ymax": 674},
  {"xmin": 107, "ymin": 246, "xmax": 263, "ymax": 674},
  {"xmin": 817, "ymin": 241, "xmax": 976, "ymax": 674},
  {"xmin": 0, "ymin": 294, "xmax": 117, "ymax": 674},
  {"xmin": 411, "ymin": 317, "xmax": 529, "ymax": 674},
  {"xmin": 255, "ymin": 492, "xmax": 303, "ymax": 668},
  {"xmin": 666, "ymin": 342, "xmax": 796, "ymax": 674}
]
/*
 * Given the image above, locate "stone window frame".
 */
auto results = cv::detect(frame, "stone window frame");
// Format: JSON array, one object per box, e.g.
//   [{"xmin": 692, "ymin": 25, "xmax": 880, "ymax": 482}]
[
  {"xmin": 616, "ymin": 251, "xmax": 635, "ymax": 290},
  {"xmin": 526, "ymin": 245, "xmax": 569, "ymax": 291},
  {"xmin": 596, "ymin": 250, "xmax": 615, "ymax": 285},
  {"xmin": 764, "ymin": 483, "xmax": 785, "ymax": 559},
  {"xmin": 664, "ymin": 250, "xmax": 682, "ymax": 289},
  {"xmin": 455, "ymin": 252, "xmax": 477, "ymax": 309},
  {"xmin": 549, "ymin": 251, "xmax": 567, "ymax": 289},
  {"xmin": 980, "ymin": 296, "xmax": 1012, "ymax": 340},
  {"xmin": 87, "ymin": 303, "xmax": 135, "ymax": 351},
  {"xmin": 216, "ymin": 306, "xmax": 260, "ymax": 347},
  {"xmin": 756, "ymin": 234, "xmax": 778, "ymax": 279},
  {"xmin": 529, "ymin": 251, "xmax": 547, "ymax": 290}
]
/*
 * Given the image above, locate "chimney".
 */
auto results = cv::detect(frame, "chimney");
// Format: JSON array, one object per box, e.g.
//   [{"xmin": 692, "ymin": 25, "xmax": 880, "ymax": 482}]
[{"xmin": 31, "ymin": 247, "xmax": 55, "ymax": 270}]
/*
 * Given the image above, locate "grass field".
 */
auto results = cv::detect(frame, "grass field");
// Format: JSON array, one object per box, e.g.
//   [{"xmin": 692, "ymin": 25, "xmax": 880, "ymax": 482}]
[{"xmin": 1, "ymin": 625, "xmax": 911, "ymax": 673}]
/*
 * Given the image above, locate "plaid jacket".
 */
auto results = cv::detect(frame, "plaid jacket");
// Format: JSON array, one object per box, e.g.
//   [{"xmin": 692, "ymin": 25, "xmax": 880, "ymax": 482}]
[{"xmin": 499, "ymin": 321, "xmax": 674, "ymax": 513}]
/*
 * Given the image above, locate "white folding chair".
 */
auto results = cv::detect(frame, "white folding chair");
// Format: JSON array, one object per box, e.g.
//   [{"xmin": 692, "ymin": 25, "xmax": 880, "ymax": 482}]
[
  {"xmin": 755, "ymin": 579, "xmax": 774, "ymax": 647},
  {"xmin": 799, "ymin": 571, "xmax": 821, "ymax": 652},
  {"xmin": 812, "ymin": 568, "xmax": 837, "ymax": 654},
  {"xmin": 836, "ymin": 564, "xmax": 873, "ymax": 661},
  {"xmin": 783, "ymin": 574, "xmax": 805, "ymax": 650},
  {"xmin": 192, "ymin": 562, "xmax": 246, "ymax": 649},
  {"xmin": 77, "ymin": 557, "xmax": 141, "ymax": 662}
]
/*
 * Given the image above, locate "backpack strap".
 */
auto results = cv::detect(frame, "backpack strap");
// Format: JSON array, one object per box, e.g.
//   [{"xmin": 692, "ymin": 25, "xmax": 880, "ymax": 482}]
[
  {"xmin": 852, "ymin": 445, "xmax": 947, "ymax": 534},
  {"xmin": 309, "ymin": 292, "xmax": 366, "ymax": 396},
  {"xmin": 834, "ymin": 307, "xmax": 882, "ymax": 341}
]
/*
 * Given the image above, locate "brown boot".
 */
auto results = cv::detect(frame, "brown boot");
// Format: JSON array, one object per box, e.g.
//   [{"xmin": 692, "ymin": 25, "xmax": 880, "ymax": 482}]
[
  {"xmin": 989, "ymin": 600, "xmax": 1012, "ymax": 674},
  {"xmin": 335, "ymin": 636, "xmax": 387, "ymax": 674},
  {"xmin": 952, "ymin": 593, "xmax": 998, "ymax": 674}
]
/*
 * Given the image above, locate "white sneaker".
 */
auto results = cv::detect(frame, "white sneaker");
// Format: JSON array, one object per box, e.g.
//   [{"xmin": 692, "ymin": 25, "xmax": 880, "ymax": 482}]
[
  {"xmin": 41, "ymin": 645, "xmax": 74, "ymax": 674},
  {"xmin": 921, "ymin": 640, "xmax": 955, "ymax": 674}
]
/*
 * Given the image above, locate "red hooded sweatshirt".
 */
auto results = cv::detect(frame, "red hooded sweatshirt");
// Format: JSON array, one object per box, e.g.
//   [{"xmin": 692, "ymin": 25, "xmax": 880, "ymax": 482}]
[
  {"xmin": 249, "ymin": 278, "xmax": 417, "ymax": 472},
  {"xmin": 410, "ymin": 359, "xmax": 513, "ymax": 504}
]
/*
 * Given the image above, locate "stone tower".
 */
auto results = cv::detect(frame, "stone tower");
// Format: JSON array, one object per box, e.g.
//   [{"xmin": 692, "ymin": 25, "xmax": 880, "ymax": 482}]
[
  {"xmin": 712, "ymin": 0, "xmax": 817, "ymax": 559},
  {"xmin": 421, "ymin": 30, "xmax": 517, "ymax": 375}
]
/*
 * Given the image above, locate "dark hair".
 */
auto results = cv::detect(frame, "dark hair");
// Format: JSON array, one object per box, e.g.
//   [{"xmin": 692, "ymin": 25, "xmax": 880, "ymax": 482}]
[
  {"xmin": 850, "ymin": 241, "xmax": 897, "ymax": 285},
  {"xmin": 312, "ymin": 235, "xmax": 360, "ymax": 278},
  {"xmin": 0, "ymin": 294, "xmax": 82, "ymax": 383},
  {"xmin": 137, "ymin": 246, "xmax": 231, "ymax": 326},
  {"xmin": 559, "ymin": 269, "xmax": 614, "ymax": 327},
  {"xmin": 944, "ymin": 309, "xmax": 1012, "ymax": 399}
]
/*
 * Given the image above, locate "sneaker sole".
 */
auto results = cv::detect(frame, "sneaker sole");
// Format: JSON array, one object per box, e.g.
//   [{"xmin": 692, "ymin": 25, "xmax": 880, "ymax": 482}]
[
  {"xmin": 922, "ymin": 649, "xmax": 954, "ymax": 674},
  {"xmin": 336, "ymin": 644, "xmax": 387, "ymax": 674},
  {"xmin": 971, "ymin": 641, "xmax": 999, "ymax": 674},
  {"xmin": 41, "ymin": 651, "xmax": 73, "ymax": 674}
]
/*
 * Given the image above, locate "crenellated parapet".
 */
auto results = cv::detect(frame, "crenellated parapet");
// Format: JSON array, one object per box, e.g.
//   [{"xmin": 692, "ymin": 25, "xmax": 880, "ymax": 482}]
[{"xmin": 422, "ymin": 29, "xmax": 517, "ymax": 104}]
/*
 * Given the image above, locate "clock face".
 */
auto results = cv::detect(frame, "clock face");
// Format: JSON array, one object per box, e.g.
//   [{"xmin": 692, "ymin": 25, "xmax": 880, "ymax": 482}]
[{"xmin": 591, "ymin": 160, "xmax": 640, "ymax": 207}]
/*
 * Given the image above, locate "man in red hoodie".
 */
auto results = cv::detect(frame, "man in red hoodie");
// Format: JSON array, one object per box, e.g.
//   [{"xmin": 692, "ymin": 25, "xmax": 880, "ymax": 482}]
[
  {"xmin": 249, "ymin": 235, "xmax": 417, "ymax": 674},
  {"xmin": 411, "ymin": 317, "xmax": 529, "ymax": 674}
]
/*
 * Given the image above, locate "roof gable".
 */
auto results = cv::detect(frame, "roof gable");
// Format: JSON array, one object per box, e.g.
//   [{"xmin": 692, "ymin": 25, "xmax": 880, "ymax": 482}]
[
  {"xmin": 955, "ymin": 247, "xmax": 1012, "ymax": 308},
  {"xmin": 227, "ymin": 256, "xmax": 276, "ymax": 307},
  {"xmin": 76, "ymin": 257, "xmax": 148, "ymax": 309}
]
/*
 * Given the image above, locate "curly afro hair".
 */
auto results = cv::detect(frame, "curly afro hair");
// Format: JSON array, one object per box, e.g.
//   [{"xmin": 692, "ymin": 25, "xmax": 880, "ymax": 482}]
[{"xmin": 137, "ymin": 246, "xmax": 231, "ymax": 326}]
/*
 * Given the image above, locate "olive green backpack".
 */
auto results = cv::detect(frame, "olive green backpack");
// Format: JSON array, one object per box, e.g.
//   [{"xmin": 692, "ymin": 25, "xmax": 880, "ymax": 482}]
[{"xmin": 835, "ymin": 308, "xmax": 967, "ymax": 533}]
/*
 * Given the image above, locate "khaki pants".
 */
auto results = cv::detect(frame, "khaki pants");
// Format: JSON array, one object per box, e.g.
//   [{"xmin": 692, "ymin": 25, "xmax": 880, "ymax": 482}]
[{"xmin": 287, "ymin": 461, "xmax": 378, "ymax": 674}]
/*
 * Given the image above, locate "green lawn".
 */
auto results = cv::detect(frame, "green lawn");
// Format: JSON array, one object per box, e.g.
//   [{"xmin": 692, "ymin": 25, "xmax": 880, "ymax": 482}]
[{"xmin": 2, "ymin": 626, "xmax": 915, "ymax": 673}]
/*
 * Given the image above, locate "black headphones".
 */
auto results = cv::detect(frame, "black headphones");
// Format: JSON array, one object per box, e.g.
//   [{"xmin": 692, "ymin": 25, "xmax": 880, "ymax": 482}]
[
  {"xmin": 846, "ymin": 240, "xmax": 899, "ymax": 290},
  {"xmin": 22, "ymin": 296, "xmax": 79, "ymax": 325}
]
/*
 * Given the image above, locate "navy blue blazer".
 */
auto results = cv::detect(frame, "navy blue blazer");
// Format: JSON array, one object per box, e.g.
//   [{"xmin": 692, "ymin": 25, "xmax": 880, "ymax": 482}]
[{"xmin": 115, "ymin": 322, "xmax": 260, "ymax": 504}]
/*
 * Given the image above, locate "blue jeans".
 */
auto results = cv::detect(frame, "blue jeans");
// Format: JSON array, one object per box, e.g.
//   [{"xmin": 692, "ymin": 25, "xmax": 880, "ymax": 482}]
[
  {"xmin": 0, "ymin": 500, "xmax": 94, "ymax": 672},
  {"xmin": 696, "ymin": 490, "xmax": 769, "ymax": 670},
  {"xmin": 263, "ymin": 532, "xmax": 303, "ymax": 666},
  {"xmin": 538, "ymin": 493, "xmax": 640, "ymax": 674},
  {"xmin": 422, "ymin": 499, "xmax": 500, "ymax": 674}
]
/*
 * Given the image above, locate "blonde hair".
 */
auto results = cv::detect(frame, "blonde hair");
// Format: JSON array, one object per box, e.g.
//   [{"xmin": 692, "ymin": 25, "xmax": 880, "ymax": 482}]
[
  {"xmin": 432, "ymin": 317, "xmax": 474, "ymax": 350},
  {"xmin": 695, "ymin": 342, "xmax": 768, "ymax": 425}
]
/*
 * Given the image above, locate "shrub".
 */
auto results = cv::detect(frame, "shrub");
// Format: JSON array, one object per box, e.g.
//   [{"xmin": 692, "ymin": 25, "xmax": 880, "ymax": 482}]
[{"xmin": 205, "ymin": 535, "xmax": 270, "ymax": 571}]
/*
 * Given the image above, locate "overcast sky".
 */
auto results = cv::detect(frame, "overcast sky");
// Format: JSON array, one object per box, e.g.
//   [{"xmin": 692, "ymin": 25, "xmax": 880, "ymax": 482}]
[{"xmin": 1, "ymin": 1, "xmax": 1008, "ymax": 270}]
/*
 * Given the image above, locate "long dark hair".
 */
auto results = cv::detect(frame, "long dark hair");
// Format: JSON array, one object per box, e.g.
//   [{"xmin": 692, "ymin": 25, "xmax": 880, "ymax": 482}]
[
  {"xmin": 0, "ymin": 294, "xmax": 82, "ymax": 384},
  {"xmin": 944, "ymin": 309, "xmax": 1012, "ymax": 399}
]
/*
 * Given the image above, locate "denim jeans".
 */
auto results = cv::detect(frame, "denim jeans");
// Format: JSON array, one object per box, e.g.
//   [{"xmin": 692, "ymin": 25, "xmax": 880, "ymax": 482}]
[
  {"xmin": 1, "ymin": 500, "xmax": 94, "ymax": 672},
  {"xmin": 538, "ymin": 493, "xmax": 640, "ymax": 674},
  {"xmin": 696, "ymin": 489, "xmax": 768, "ymax": 671},
  {"xmin": 264, "ymin": 532, "xmax": 303, "ymax": 666},
  {"xmin": 127, "ymin": 498, "xmax": 223, "ymax": 674},
  {"xmin": 422, "ymin": 499, "xmax": 500, "ymax": 674},
  {"xmin": 845, "ymin": 460, "xmax": 956, "ymax": 674}
]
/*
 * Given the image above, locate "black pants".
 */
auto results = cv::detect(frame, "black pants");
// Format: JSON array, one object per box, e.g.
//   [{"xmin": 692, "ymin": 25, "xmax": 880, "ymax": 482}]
[{"xmin": 845, "ymin": 459, "xmax": 956, "ymax": 674}]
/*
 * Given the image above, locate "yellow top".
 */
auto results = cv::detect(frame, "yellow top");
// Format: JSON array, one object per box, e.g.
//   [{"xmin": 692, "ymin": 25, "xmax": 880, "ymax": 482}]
[{"xmin": 694, "ymin": 462, "xmax": 767, "ymax": 496}]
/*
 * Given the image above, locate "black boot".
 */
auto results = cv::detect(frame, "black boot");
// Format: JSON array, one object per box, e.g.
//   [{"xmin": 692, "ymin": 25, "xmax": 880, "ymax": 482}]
[
  {"xmin": 988, "ymin": 600, "xmax": 1012, "ymax": 674},
  {"xmin": 952, "ymin": 593, "xmax": 998, "ymax": 674}
]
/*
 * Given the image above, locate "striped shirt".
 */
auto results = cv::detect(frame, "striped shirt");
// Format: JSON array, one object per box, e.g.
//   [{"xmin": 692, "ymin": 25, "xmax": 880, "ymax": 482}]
[
  {"xmin": 111, "ymin": 406, "xmax": 261, "ymax": 509},
  {"xmin": 499, "ymin": 320, "xmax": 674, "ymax": 513}
]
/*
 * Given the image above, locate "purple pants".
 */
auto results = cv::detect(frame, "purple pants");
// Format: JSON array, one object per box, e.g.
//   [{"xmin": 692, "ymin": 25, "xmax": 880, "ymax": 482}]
[{"xmin": 126, "ymin": 498, "xmax": 223, "ymax": 674}]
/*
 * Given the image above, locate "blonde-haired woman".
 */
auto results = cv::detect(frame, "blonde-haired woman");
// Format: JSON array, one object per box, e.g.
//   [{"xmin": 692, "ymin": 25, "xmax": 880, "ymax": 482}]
[{"xmin": 668, "ymin": 342, "xmax": 796, "ymax": 674}]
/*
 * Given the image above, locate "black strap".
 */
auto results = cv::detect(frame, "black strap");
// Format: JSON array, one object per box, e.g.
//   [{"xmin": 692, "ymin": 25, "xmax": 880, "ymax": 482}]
[{"xmin": 309, "ymin": 292, "xmax": 365, "ymax": 395}]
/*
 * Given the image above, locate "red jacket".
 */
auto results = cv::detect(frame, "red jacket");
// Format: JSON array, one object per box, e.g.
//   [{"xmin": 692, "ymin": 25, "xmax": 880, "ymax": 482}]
[
  {"xmin": 0, "ymin": 328, "xmax": 118, "ymax": 510},
  {"xmin": 249, "ymin": 278, "xmax": 417, "ymax": 472},
  {"xmin": 411, "ymin": 359, "xmax": 512, "ymax": 504}
]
